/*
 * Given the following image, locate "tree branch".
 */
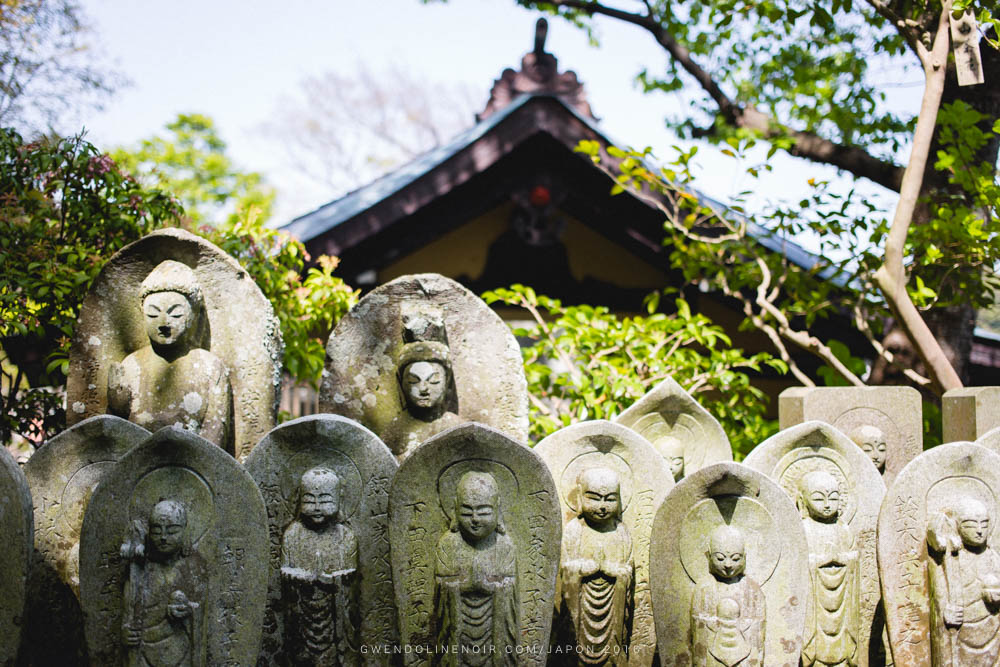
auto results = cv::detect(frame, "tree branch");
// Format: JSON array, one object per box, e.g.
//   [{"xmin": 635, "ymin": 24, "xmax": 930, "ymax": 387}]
[
  {"xmin": 873, "ymin": 0, "xmax": 962, "ymax": 395},
  {"xmin": 544, "ymin": 0, "xmax": 904, "ymax": 191}
]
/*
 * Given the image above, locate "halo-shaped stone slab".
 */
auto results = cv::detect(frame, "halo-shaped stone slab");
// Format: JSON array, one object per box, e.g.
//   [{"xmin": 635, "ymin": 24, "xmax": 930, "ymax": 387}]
[
  {"xmin": 977, "ymin": 426, "xmax": 1000, "ymax": 454},
  {"xmin": 615, "ymin": 376, "xmax": 732, "ymax": 479},
  {"xmin": 0, "ymin": 444, "xmax": 32, "ymax": 667},
  {"xmin": 244, "ymin": 414, "xmax": 399, "ymax": 664},
  {"xmin": 779, "ymin": 386, "xmax": 922, "ymax": 487},
  {"xmin": 80, "ymin": 427, "xmax": 268, "ymax": 666},
  {"xmin": 650, "ymin": 462, "xmax": 808, "ymax": 665},
  {"xmin": 66, "ymin": 228, "xmax": 283, "ymax": 459},
  {"xmin": 319, "ymin": 273, "xmax": 528, "ymax": 456},
  {"xmin": 23, "ymin": 415, "xmax": 149, "ymax": 665},
  {"xmin": 535, "ymin": 420, "xmax": 673, "ymax": 667},
  {"xmin": 744, "ymin": 421, "xmax": 886, "ymax": 666},
  {"xmin": 389, "ymin": 423, "xmax": 559, "ymax": 665},
  {"xmin": 877, "ymin": 442, "xmax": 1000, "ymax": 665}
]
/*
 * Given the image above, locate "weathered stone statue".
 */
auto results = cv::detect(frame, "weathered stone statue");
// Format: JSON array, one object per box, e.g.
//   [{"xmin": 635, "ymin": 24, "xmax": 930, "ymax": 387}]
[
  {"xmin": 435, "ymin": 471, "xmax": 519, "ymax": 664},
  {"xmin": 615, "ymin": 377, "xmax": 732, "ymax": 482},
  {"xmin": 850, "ymin": 425, "xmax": 886, "ymax": 475},
  {"xmin": 244, "ymin": 414, "xmax": 399, "ymax": 665},
  {"xmin": 0, "ymin": 443, "xmax": 32, "ymax": 667},
  {"xmin": 535, "ymin": 420, "xmax": 673, "ymax": 666},
  {"xmin": 778, "ymin": 387, "xmax": 922, "ymax": 486},
  {"xmin": 320, "ymin": 274, "xmax": 528, "ymax": 459},
  {"xmin": 878, "ymin": 441, "xmax": 1000, "ymax": 665},
  {"xmin": 121, "ymin": 499, "xmax": 209, "ymax": 667},
  {"xmin": 926, "ymin": 496, "xmax": 1000, "ymax": 666},
  {"xmin": 690, "ymin": 525, "xmax": 765, "ymax": 667},
  {"xmin": 651, "ymin": 463, "xmax": 808, "ymax": 666},
  {"xmin": 389, "ymin": 423, "xmax": 560, "ymax": 667},
  {"xmin": 280, "ymin": 467, "xmax": 359, "ymax": 665},
  {"xmin": 24, "ymin": 415, "xmax": 150, "ymax": 666},
  {"xmin": 745, "ymin": 421, "xmax": 884, "ymax": 667},
  {"xmin": 67, "ymin": 228, "xmax": 283, "ymax": 459},
  {"xmin": 107, "ymin": 259, "xmax": 232, "ymax": 450},
  {"xmin": 80, "ymin": 427, "xmax": 268, "ymax": 666}
]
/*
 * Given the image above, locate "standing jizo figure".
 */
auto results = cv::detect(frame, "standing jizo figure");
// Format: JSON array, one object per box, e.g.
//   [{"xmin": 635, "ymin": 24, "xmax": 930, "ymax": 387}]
[
  {"xmin": 559, "ymin": 467, "xmax": 634, "ymax": 666},
  {"xmin": 690, "ymin": 525, "xmax": 765, "ymax": 667},
  {"xmin": 108, "ymin": 260, "xmax": 232, "ymax": 452},
  {"xmin": 434, "ymin": 471, "xmax": 518, "ymax": 666},
  {"xmin": 927, "ymin": 496, "xmax": 1000, "ymax": 666},
  {"xmin": 121, "ymin": 500, "xmax": 208, "ymax": 667}
]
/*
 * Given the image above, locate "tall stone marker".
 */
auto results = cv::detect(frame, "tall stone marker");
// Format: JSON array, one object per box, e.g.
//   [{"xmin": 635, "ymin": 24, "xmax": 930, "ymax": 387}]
[
  {"xmin": 615, "ymin": 376, "xmax": 732, "ymax": 483},
  {"xmin": 779, "ymin": 386, "xmax": 922, "ymax": 487},
  {"xmin": 389, "ymin": 423, "xmax": 560, "ymax": 666},
  {"xmin": 878, "ymin": 442, "xmax": 1000, "ymax": 665},
  {"xmin": 244, "ymin": 415, "xmax": 400, "ymax": 665},
  {"xmin": 320, "ymin": 273, "xmax": 528, "ymax": 459},
  {"xmin": 745, "ymin": 421, "xmax": 886, "ymax": 667},
  {"xmin": 535, "ymin": 420, "xmax": 674, "ymax": 667},
  {"xmin": 80, "ymin": 427, "xmax": 269, "ymax": 666},
  {"xmin": 24, "ymin": 415, "xmax": 149, "ymax": 666},
  {"xmin": 651, "ymin": 462, "xmax": 809, "ymax": 666},
  {"xmin": 67, "ymin": 228, "xmax": 283, "ymax": 459},
  {"xmin": 0, "ymin": 444, "xmax": 32, "ymax": 667},
  {"xmin": 943, "ymin": 386, "xmax": 1000, "ymax": 443}
]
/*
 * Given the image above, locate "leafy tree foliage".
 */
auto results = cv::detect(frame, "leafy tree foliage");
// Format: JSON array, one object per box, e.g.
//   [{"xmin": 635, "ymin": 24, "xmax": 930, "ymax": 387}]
[{"xmin": 485, "ymin": 285, "xmax": 785, "ymax": 457}]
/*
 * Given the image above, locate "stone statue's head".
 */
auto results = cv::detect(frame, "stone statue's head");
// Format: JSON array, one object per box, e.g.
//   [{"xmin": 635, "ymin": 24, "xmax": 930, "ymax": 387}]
[
  {"xmin": 707, "ymin": 524, "xmax": 746, "ymax": 581},
  {"xmin": 148, "ymin": 499, "xmax": 190, "ymax": 560},
  {"xmin": 298, "ymin": 467, "xmax": 341, "ymax": 528},
  {"xmin": 798, "ymin": 470, "xmax": 842, "ymax": 523},
  {"xmin": 452, "ymin": 471, "xmax": 504, "ymax": 543},
  {"xmin": 139, "ymin": 260, "xmax": 204, "ymax": 348},
  {"xmin": 953, "ymin": 496, "xmax": 990, "ymax": 550},
  {"xmin": 657, "ymin": 435, "xmax": 685, "ymax": 482},
  {"xmin": 398, "ymin": 341, "xmax": 451, "ymax": 414},
  {"xmin": 577, "ymin": 466, "xmax": 622, "ymax": 527},
  {"xmin": 851, "ymin": 424, "xmax": 887, "ymax": 473}
]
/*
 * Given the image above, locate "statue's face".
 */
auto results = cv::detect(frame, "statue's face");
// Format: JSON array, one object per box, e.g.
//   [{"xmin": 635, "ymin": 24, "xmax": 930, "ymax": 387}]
[
  {"xmin": 669, "ymin": 457, "xmax": 685, "ymax": 482},
  {"xmin": 802, "ymin": 473, "xmax": 841, "ymax": 522},
  {"xmin": 143, "ymin": 291, "xmax": 193, "ymax": 347},
  {"xmin": 300, "ymin": 474, "xmax": 339, "ymax": 528},
  {"xmin": 657, "ymin": 436, "xmax": 685, "ymax": 482},
  {"xmin": 958, "ymin": 502, "xmax": 990, "ymax": 549},
  {"xmin": 148, "ymin": 503, "xmax": 186, "ymax": 558},
  {"xmin": 579, "ymin": 468, "xmax": 621, "ymax": 526},
  {"xmin": 708, "ymin": 529, "xmax": 746, "ymax": 580},
  {"xmin": 456, "ymin": 484, "xmax": 498, "ymax": 543},
  {"xmin": 859, "ymin": 429, "xmax": 887, "ymax": 472},
  {"xmin": 401, "ymin": 361, "xmax": 447, "ymax": 410}
]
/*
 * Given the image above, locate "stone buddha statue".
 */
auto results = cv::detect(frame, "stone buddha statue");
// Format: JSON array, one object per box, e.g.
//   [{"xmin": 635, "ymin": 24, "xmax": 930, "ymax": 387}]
[
  {"xmin": 108, "ymin": 260, "xmax": 232, "ymax": 452},
  {"xmin": 281, "ymin": 467, "xmax": 359, "ymax": 666},
  {"xmin": 849, "ymin": 426, "xmax": 886, "ymax": 475},
  {"xmin": 434, "ymin": 471, "xmax": 518, "ymax": 666},
  {"xmin": 121, "ymin": 500, "xmax": 207, "ymax": 667},
  {"xmin": 797, "ymin": 471, "xmax": 859, "ymax": 667},
  {"xmin": 559, "ymin": 466, "xmax": 633, "ymax": 666},
  {"xmin": 927, "ymin": 495, "xmax": 1000, "ymax": 666},
  {"xmin": 690, "ymin": 525, "xmax": 765, "ymax": 667}
]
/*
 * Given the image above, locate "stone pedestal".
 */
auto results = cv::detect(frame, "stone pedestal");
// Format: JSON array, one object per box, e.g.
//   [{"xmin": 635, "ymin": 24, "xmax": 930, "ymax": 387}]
[{"xmin": 943, "ymin": 386, "xmax": 1000, "ymax": 443}]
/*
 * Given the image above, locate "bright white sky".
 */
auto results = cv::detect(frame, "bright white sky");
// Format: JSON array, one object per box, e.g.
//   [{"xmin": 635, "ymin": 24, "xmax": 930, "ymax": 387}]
[{"xmin": 76, "ymin": 0, "xmax": 905, "ymax": 232}]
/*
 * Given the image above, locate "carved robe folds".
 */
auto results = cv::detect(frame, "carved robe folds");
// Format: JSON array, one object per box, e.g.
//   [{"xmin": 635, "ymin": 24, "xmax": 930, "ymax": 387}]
[
  {"xmin": 690, "ymin": 577, "xmax": 765, "ymax": 667},
  {"xmin": 434, "ymin": 531, "xmax": 518, "ymax": 666},
  {"xmin": 802, "ymin": 521, "xmax": 858, "ymax": 666}
]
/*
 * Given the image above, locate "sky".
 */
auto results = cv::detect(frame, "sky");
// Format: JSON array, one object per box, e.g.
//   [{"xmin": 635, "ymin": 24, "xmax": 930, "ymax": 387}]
[{"xmin": 75, "ymin": 0, "xmax": 906, "ymax": 231}]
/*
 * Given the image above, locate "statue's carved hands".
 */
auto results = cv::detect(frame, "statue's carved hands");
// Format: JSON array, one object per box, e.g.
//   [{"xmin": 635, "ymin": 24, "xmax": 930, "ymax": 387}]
[
  {"xmin": 167, "ymin": 590, "xmax": 194, "ymax": 620},
  {"xmin": 944, "ymin": 603, "xmax": 964, "ymax": 628},
  {"xmin": 122, "ymin": 622, "xmax": 142, "ymax": 647},
  {"xmin": 569, "ymin": 558, "xmax": 600, "ymax": 577},
  {"xmin": 281, "ymin": 566, "xmax": 316, "ymax": 583},
  {"xmin": 606, "ymin": 562, "xmax": 632, "ymax": 579},
  {"xmin": 983, "ymin": 588, "xmax": 1000, "ymax": 606}
]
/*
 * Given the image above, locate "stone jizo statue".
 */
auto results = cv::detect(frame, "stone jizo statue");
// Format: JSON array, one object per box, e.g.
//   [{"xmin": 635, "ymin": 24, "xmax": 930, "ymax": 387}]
[
  {"xmin": 927, "ymin": 496, "xmax": 1000, "ymax": 666},
  {"xmin": 280, "ymin": 467, "xmax": 359, "ymax": 665},
  {"xmin": 797, "ymin": 471, "xmax": 859, "ymax": 667},
  {"xmin": 434, "ymin": 471, "xmax": 518, "ymax": 665},
  {"xmin": 658, "ymin": 435, "xmax": 685, "ymax": 483},
  {"xmin": 108, "ymin": 260, "xmax": 232, "ymax": 451},
  {"xmin": 691, "ymin": 525, "xmax": 765, "ymax": 667},
  {"xmin": 121, "ymin": 499, "xmax": 208, "ymax": 667},
  {"xmin": 850, "ymin": 426, "xmax": 887, "ymax": 475},
  {"xmin": 560, "ymin": 466, "xmax": 634, "ymax": 665}
]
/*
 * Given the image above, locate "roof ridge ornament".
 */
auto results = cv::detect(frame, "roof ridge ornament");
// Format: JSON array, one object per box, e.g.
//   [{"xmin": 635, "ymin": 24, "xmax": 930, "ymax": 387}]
[{"xmin": 477, "ymin": 17, "xmax": 595, "ymax": 122}]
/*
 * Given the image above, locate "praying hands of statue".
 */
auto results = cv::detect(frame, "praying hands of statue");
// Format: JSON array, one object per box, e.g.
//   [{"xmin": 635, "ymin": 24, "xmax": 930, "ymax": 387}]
[{"xmin": 564, "ymin": 558, "xmax": 601, "ymax": 578}]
